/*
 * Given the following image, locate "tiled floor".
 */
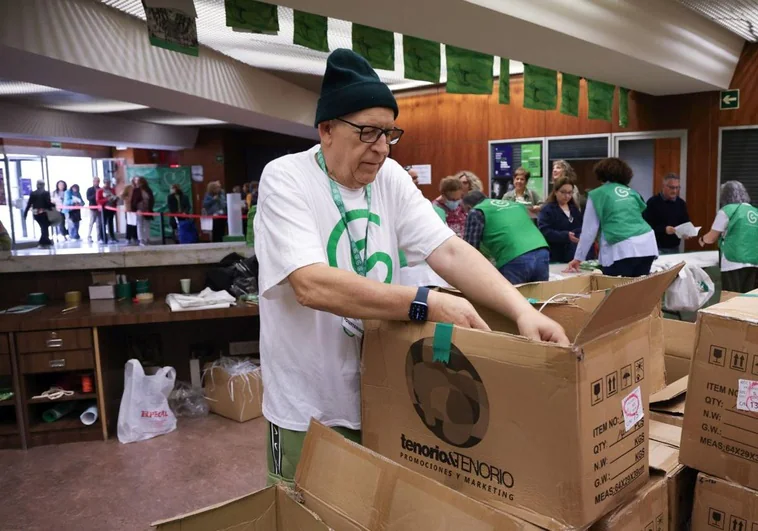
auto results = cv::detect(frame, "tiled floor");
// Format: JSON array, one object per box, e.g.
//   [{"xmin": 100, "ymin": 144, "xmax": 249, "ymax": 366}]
[{"xmin": 0, "ymin": 415, "xmax": 267, "ymax": 531}]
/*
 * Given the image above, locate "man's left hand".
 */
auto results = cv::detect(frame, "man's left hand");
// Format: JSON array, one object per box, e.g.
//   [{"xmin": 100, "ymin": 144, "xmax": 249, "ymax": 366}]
[{"xmin": 517, "ymin": 311, "xmax": 570, "ymax": 346}]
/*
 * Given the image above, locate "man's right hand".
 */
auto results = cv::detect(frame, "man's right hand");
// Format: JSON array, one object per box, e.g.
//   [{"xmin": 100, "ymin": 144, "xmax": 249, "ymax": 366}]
[
  {"xmin": 665, "ymin": 226, "xmax": 676, "ymax": 235},
  {"xmin": 427, "ymin": 290, "xmax": 490, "ymax": 330}
]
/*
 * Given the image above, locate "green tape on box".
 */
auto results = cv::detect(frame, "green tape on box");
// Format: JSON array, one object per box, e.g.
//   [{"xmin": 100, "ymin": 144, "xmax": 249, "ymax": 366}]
[{"xmin": 433, "ymin": 323, "xmax": 453, "ymax": 364}]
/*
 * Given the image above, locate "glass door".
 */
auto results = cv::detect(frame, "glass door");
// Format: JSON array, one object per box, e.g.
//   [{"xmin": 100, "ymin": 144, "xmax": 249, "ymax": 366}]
[
  {"xmin": 1, "ymin": 155, "xmax": 46, "ymax": 245},
  {"xmin": 546, "ymin": 135, "xmax": 611, "ymax": 200}
]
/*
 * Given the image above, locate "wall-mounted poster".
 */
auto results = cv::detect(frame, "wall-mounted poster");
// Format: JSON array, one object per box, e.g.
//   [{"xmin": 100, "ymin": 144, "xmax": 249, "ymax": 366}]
[
  {"xmin": 21, "ymin": 178, "xmax": 32, "ymax": 197},
  {"xmin": 492, "ymin": 144, "xmax": 513, "ymax": 178},
  {"xmin": 520, "ymin": 143, "xmax": 542, "ymax": 178}
]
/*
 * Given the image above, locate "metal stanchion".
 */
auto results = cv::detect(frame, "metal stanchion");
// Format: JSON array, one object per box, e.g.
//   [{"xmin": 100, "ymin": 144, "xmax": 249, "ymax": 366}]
[{"xmin": 160, "ymin": 213, "xmax": 166, "ymax": 245}]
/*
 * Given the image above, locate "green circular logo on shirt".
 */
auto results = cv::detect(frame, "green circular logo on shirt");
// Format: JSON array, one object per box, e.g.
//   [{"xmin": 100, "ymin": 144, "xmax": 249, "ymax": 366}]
[
  {"xmin": 490, "ymin": 200, "xmax": 515, "ymax": 210},
  {"xmin": 327, "ymin": 209, "xmax": 393, "ymax": 283},
  {"xmin": 614, "ymin": 186, "xmax": 630, "ymax": 198},
  {"xmin": 747, "ymin": 210, "xmax": 758, "ymax": 225}
]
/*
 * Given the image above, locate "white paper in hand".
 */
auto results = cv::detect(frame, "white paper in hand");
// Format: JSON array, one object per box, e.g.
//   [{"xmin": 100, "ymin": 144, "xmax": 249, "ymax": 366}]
[{"xmin": 674, "ymin": 222, "xmax": 700, "ymax": 239}]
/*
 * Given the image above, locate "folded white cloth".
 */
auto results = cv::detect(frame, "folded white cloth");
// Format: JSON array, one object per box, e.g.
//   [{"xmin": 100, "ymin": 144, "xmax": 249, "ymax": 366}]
[{"xmin": 166, "ymin": 287, "xmax": 236, "ymax": 312}]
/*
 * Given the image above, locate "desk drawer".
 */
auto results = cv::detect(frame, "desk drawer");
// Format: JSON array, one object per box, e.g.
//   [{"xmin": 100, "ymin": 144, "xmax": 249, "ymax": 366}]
[
  {"xmin": 20, "ymin": 350, "xmax": 94, "ymax": 374},
  {"xmin": 17, "ymin": 329, "xmax": 92, "ymax": 354},
  {"xmin": 0, "ymin": 354, "xmax": 9, "ymax": 375},
  {"xmin": 0, "ymin": 334, "xmax": 8, "ymax": 355}
]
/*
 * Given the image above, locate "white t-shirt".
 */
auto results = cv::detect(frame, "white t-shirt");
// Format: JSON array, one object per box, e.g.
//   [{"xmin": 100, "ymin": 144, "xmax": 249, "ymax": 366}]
[
  {"xmin": 254, "ymin": 145, "xmax": 454, "ymax": 431},
  {"xmin": 711, "ymin": 206, "xmax": 754, "ymax": 272}
]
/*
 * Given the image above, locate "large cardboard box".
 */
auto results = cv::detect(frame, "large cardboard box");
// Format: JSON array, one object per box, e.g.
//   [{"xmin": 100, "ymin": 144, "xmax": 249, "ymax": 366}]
[
  {"xmin": 680, "ymin": 290, "xmax": 758, "ymax": 490},
  {"xmin": 691, "ymin": 473, "xmax": 758, "ymax": 531},
  {"xmin": 362, "ymin": 267, "xmax": 681, "ymax": 531},
  {"xmin": 204, "ymin": 364, "xmax": 263, "ymax": 422},
  {"xmin": 518, "ymin": 274, "xmax": 667, "ymax": 393},
  {"xmin": 649, "ymin": 421, "xmax": 698, "ymax": 531},
  {"xmin": 153, "ymin": 420, "xmax": 540, "ymax": 531},
  {"xmin": 650, "ymin": 377, "xmax": 687, "ymax": 428},
  {"xmin": 662, "ymin": 319, "xmax": 696, "ymax": 382},
  {"xmin": 589, "ymin": 476, "xmax": 668, "ymax": 531}
]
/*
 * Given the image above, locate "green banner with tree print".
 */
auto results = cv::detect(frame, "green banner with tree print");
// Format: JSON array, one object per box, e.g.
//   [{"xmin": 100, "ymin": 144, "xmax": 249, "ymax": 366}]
[
  {"xmin": 403, "ymin": 36, "xmax": 440, "ymax": 83},
  {"xmin": 353, "ymin": 24, "xmax": 395, "ymax": 71},
  {"xmin": 126, "ymin": 165, "xmax": 192, "ymax": 238},
  {"xmin": 445, "ymin": 46, "xmax": 493, "ymax": 95},
  {"xmin": 144, "ymin": 6, "xmax": 198, "ymax": 56},
  {"xmin": 293, "ymin": 11, "xmax": 328, "ymax": 52},
  {"xmin": 560, "ymin": 73, "xmax": 580, "ymax": 117},
  {"xmin": 499, "ymin": 57, "xmax": 510, "ymax": 104},
  {"xmin": 225, "ymin": 0, "xmax": 278, "ymax": 34},
  {"xmin": 619, "ymin": 87, "xmax": 630, "ymax": 128},
  {"xmin": 587, "ymin": 79, "xmax": 615, "ymax": 121},
  {"xmin": 523, "ymin": 64, "xmax": 557, "ymax": 111}
]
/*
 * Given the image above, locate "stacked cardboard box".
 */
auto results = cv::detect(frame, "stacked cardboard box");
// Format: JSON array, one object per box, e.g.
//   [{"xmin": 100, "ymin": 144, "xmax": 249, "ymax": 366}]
[
  {"xmin": 361, "ymin": 267, "xmax": 681, "ymax": 530},
  {"xmin": 680, "ymin": 289, "xmax": 758, "ymax": 530},
  {"xmin": 152, "ymin": 420, "xmax": 540, "ymax": 530}
]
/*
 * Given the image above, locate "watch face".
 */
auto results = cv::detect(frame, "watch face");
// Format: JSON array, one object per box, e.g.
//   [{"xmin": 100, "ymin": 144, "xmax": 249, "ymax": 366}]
[{"xmin": 410, "ymin": 302, "xmax": 428, "ymax": 322}]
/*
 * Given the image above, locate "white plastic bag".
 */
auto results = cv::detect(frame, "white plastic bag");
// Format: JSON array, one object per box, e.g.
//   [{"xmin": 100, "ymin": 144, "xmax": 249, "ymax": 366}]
[
  {"xmin": 664, "ymin": 263, "xmax": 715, "ymax": 312},
  {"xmin": 117, "ymin": 359, "xmax": 177, "ymax": 444},
  {"xmin": 200, "ymin": 216, "xmax": 213, "ymax": 232}
]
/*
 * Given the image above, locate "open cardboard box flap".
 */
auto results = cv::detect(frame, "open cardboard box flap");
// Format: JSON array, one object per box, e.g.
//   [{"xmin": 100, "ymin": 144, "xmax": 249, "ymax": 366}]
[
  {"xmin": 574, "ymin": 264, "xmax": 683, "ymax": 345},
  {"xmin": 699, "ymin": 287, "xmax": 758, "ymax": 323},
  {"xmin": 295, "ymin": 420, "xmax": 541, "ymax": 531},
  {"xmin": 650, "ymin": 420, "xmax": 682, "ymax": 449}
]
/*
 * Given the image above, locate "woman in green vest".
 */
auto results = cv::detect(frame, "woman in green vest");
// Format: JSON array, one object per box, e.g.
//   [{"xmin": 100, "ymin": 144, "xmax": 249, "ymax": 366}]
[
  {"xmin": 567, "ymin": 158, "xmax": 657, "ymax": 277},
  {"xmin": 699, "ymin": 180, "xmax": 758, "ymax": 293},
  {"xmin": 463, "ymin": 191, "xmax": 549, "ymax": 284}
]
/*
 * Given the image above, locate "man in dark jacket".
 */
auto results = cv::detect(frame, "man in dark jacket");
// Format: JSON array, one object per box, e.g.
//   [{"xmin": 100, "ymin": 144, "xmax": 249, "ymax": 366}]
[
  {"xmin": 85, "ymin": 176, "xmax": 102, "ymax": 243},
  {"xmin": 642, "ymin": 174, "xmax": 691, "ymax": 254},
  {"xmin": 23, "ymin": 180, "xmax": 54, "ymax": 246}
]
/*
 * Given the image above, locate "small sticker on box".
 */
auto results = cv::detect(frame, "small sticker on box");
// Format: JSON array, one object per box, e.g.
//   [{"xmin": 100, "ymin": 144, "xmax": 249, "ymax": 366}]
[
  {"xmin": 622, "ymin": 386, "xmax": 643, "ymax": 431},
  {"xmin": 736, "ymin": 379, "xmax": 758, "ymax": 412}
]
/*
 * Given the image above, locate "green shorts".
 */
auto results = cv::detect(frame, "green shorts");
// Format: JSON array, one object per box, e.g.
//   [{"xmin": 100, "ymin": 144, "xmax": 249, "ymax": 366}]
[{"xmin": 266, "ymin": 421, "xmax": 361, "ymax": 486}]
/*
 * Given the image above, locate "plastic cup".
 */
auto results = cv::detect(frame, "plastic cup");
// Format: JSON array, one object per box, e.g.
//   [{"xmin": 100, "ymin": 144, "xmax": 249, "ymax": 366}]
[{"xmin": 180, "ymin": 279, "xmax": 191, "ymax": 294}]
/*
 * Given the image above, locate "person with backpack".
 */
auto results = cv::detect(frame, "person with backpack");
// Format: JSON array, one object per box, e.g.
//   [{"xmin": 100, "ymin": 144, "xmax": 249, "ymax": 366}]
[{"xmin": 699, "ymin": 180, "xmax": 758, "ymax": 293}]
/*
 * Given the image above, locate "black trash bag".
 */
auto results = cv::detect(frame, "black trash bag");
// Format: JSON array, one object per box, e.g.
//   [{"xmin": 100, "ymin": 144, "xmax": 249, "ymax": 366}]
[{"xmin": 206, "ymin": 253, "xmax": 258, "ymax": 297}]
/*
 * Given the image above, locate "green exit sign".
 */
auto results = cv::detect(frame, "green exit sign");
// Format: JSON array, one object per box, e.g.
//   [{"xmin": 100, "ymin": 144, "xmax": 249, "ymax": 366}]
[
  {"xmin": 216, "ymin": 155, "xmax": 224, "ymax": 163},
  {"xmin": 720, "ymin": 89, "xmax": 739, "ymax": 110},
  {"xmin": 50, "ymin": 141, "xmax": 62, "ymax": 148}
]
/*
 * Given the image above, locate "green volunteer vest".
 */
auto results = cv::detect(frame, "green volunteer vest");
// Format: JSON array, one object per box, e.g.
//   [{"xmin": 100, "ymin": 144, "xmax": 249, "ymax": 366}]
[
  {"xmin": 474, "ymin": 199, "xmax": 547, "ymax": 268},
  {"xmin": 588, "ymin": 183, "xmax": 650, "ymax": 245},
  {"xmin": 721, "ymin": 203, "xmax": 758, "ymax": 265},
  {"xmin": 399, "ymin": 204, "xmax": 450, "ymax": 268}
]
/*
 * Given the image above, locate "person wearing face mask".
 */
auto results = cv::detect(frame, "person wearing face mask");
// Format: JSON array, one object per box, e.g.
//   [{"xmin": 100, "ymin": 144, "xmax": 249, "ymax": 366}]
[
  {"xmin": 254, "ymin": 49, "xmax": 568, "ymax": 486},
  {"xmin": 463, "ymin": 191, "xmax": 550, "ymax": 284},
  {"xmin": 504, "ymin": 167, "xmax": 543, "ymax": 217},
  {"xmin": 432, "ymin": 176, "xmax": 467, "ymax": 238}
]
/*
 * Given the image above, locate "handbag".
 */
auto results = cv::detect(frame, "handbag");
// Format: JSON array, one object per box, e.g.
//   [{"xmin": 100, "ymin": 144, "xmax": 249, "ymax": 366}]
[{"xmin": 46, "ymin": 209, "xmax": 63, "ymax": 225}]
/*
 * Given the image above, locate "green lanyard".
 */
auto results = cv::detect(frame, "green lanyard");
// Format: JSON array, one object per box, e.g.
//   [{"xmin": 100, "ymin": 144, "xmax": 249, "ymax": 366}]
[{"xmin": 316, "ymin": 149, "xmax": 372, "ymax": 276}]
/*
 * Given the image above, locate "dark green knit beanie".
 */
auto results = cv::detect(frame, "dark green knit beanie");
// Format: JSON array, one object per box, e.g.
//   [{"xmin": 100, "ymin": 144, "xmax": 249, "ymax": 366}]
[{"xmin": 314, "ymin": 48, "xmax": 398, "ymax": 127}]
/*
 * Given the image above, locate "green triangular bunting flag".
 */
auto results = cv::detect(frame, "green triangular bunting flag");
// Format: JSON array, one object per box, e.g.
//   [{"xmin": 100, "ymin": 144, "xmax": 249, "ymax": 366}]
[
  {"xmin": 293, "ymin": 11, "xmax": 328, "ymax": 52},
  {"xmin": 588, "ymin": 79, "xmax": 615, "ymax": 121},
  {"xmin": 499, "ymin": 58, "xmax": 510, "ymax": 104},
  {"xmin": 619, "ymin": 87, "xmax": 630, "ymax": 128},
  {"xmin": 403, "ymin": 36, "xmax": 440, "ymax": 83},
  {"xmin": 225, "ymin": 0, "xmax": 279, "ymax": 34},
  {"xmin": 445, "ymin": 46, "xmax": 493, "ymax": 95},
  {"xmin": 144, "ymin": 5, "xmax": 198, "ymax": 56},
  {"xmin": 560, "ymin": 73, "xmax": 580, "ymax": 117},
  {"xmin": 352, "ymin": 24, "xmax": 395, "ymax": 70},
  {"xmin": 523, "ymin": 64, "xmax": 557, "ymax": 111}
]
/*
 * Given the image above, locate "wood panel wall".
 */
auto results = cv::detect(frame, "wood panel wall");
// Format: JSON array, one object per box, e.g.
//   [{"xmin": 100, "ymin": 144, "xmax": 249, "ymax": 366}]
[{"xmin": 391, "ymin": 42, "xmax": 758, "ymax": 248}]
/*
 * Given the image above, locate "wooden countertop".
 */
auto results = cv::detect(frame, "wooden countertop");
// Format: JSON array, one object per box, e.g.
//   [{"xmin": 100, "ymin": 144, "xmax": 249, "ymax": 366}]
[{"xmin": 0, "ymin": 299, "xmax": 259, "ymax": 333}]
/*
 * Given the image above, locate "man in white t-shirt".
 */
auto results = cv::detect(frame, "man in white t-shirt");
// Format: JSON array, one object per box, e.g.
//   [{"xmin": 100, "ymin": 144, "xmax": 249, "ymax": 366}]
[{"xmin": 254, "ymin": 48, "xmax": 568, "ymax": 485}]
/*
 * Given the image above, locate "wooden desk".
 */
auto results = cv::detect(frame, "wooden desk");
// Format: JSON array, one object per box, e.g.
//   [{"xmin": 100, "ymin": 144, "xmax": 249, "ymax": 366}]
[{"xmin": 0, "ymin": 300, "xmax": 259, "ymax": 449}]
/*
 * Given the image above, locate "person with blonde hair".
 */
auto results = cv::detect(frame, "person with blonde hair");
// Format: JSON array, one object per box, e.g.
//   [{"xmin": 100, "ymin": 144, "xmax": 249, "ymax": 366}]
[
  {"xmin": 455, "ymin": 171, "xmax": 483, "ymax": 194},
  {"xmin": 432, "ymin": 175, "xmax": 467, "ymax": 237},
  {"xmin": 699, "ymin": 180, "xmax": 758, "ymax": 293}
]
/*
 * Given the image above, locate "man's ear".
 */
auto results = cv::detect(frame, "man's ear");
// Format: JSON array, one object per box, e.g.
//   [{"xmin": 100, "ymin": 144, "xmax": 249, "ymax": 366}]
[{"xmin": 318, "ymin": 121, "xmax": 333, "ymax": 146}]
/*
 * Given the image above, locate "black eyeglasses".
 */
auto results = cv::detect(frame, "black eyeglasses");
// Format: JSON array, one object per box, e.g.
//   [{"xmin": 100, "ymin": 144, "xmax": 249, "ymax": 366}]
[{"xmin": 336, "ymin": 118, "xmax": 404, "ymax": 145}]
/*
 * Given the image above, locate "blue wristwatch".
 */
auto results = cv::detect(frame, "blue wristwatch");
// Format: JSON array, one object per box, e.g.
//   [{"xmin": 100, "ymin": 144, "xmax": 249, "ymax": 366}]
[{"xmin": 409, "ymin": 287, "xmax": 430, "ymax": 322}]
